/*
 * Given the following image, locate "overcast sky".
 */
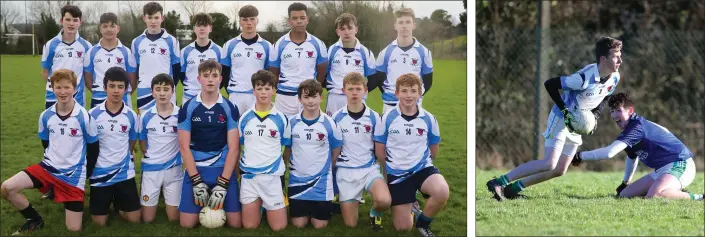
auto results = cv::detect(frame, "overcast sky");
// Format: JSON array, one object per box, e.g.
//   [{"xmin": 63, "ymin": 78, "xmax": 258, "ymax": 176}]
[{"xmin": 3, "ymin": 1, "xmax": 464, "ymax": 30}]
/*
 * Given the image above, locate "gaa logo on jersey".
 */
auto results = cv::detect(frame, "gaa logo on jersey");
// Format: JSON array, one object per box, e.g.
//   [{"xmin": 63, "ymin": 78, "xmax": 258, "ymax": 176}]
[
  {"xmin": 234, "ymin": 53, "xmax": 242, "ymax": 58},
  {"xmin": 94, "ymin": 58, "xmax": 103, "ymax": 63},
  {"xmin": 306, "ymin": 51, "xmax": 314, "ymax": 59},
  {"xmin": 283, "ymin": 54, "xmax": 293, "ymax": 59},
  {"xmin": 139, "ymin": 49, "xmax": 147, "ymax": 54},
  {"xmin": 390, "ymin": 129, "xmax": 400, "ymax": 134}
]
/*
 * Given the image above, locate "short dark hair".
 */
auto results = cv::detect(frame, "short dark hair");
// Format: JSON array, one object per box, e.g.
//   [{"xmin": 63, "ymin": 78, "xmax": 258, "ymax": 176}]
[
  {"xmin": 198, "ymin": 59, "xmax": 222, "ymax": 75},
  {"xmin": 608, "ymin": 92, "xmax": 634, "ymax": 110},
  {"xmin": 335, "ymin": 13, "xmax": 357, "ymax": 29},
  {"xmin": 99, "ymin": 12, "xmax": 118, "ymax": 25},
  {"xmin": 595, "ymin": 36, "xmax": 622, "ymax": 64},
  {"xmin": 288, "ymin": 2, "xmax": 307, "ymax": 17},
  {"xmin": 192, "ymin": 13, "xmax": 212, "ymax": 26},
  {"xmin": 103, "ymin": 67, "xmax": 129, "ymax": 89},
  {"xmin": 151, "ymin": 73, "xmax": 174, "ymax": 89},
  {"xmin": 143, "ymin": 2, "xmax": 163, "ymax": 16},
  {"xmin": 239, "ymin": 5, "xmax": 259, "ymax": 18},
  {"xmin": 297, "ymin": 79, "xmax": 322, "ymax": 98},
  {"xmin": 251, "ymin": 70, "xmax": 276, "ymax": 88},
  {"xmin": 61, "ymin": 5, "xmax": 82, "ymax": 19}
]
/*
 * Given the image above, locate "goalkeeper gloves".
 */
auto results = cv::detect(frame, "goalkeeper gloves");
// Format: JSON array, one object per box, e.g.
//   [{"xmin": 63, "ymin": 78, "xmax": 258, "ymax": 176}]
[
  {"xmin": 571, "ymin": 152, "xmax": 582, "ymax": 167},
  {"xmin": 208, "ymin": 176, "xmax": 230, "ymax": 210},
  {"xmin": 561, "ymin": 108, "xmax": 576, "ymax": 133},
  {"xmin": 616, "ymin": 181, "xmax": 629, "ymax": 196},
  {"xmin": 190, "ymin": 173, "xmax": 209, "ymax": 207}
]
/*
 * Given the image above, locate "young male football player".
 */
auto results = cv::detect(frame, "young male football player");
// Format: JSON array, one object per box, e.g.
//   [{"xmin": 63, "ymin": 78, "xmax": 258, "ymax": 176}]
[
  {"xmin": 221, "ymin": 5, "xmax": 274, "ymax": 114},
  {"xmin": 325, "ymin": 13, "xmax": 376, "ymax": 116},
  {"xmin": 84, "ymin": 12, "xmax": 137, "ymax": 108},
  {"xmin": 1, "ymin": 69, "xmax": 98, "ymax": 234},
  {"xmin": 180, "ymin": 13, "xmax": 222, "ymax": 104},
  {"xmin": 487, "ymin": 37, "xmax": 623, "ymax": 201},
  {"xmin": 139, "ymin": 73, "xmax": 183, "ymax": 223},
  {"xmin": 332, "ymin": 72, "xmax": 391, "ymax": 230},
  {"xmin": 284, "ymin": 79, "xmax": 342, "ymax": 229},
  {"xmin": 269, "ymin": 2, "xmax": 328, "ymax": 117},
  {"xmin": 373, "ymin": 73, "xmax": 448, "ymax": 237},
  {"xmin": 88, "ymin": 67, "xmax": 141, "ymax": 226},
  {"xmin": 177, "ymin": 60, "xmax": 242, "ymax": 228},
  {"xmin": 572, "ymin": 92, "xmax": 702, "ymax": 200},
  {"xmin": 132, "ymin": 1, "xmax": 180, "ymax": 111},
  {"xmin": 368, "ymin": 8, "xmax": 433, "ymax": 114},
  {"xmin": 41, "ymin": 5, "xmax": 92, "ymax": 109},
  {"xmin": 238, "ymin": 70, "xmax": 288, "ymax": 231}
]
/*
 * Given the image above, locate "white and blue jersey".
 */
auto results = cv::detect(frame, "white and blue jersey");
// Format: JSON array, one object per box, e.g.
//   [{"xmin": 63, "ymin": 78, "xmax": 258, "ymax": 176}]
[
  {"xmin": 41, "ymin": 30, "xmax": 92, "ymax": 107},
  {"xmin": 180, "ymin": 40, "xmax": 222, "ymax": 101},
  {"xmin": 84, "ymin": 39, "xmax": 136, "ymax": 107},
  {"xmin": 617, "ymin": 113, "xmax": 692, "ymax": 169},
  {"xmin": 238, "ymin": 105, "xmax": 289, "ymax": 177},
  {"xmin": 177, "ymin": 93, "xmax": 239, "ymax": 168},
  {"xmin": 131, "ymin": 29, "xmax": 180, "ymax": 110},
  {"xmin": 139, "ymin": 105, "xmax": 181, "ymax": 172},
  {"xmin": 285, "ymin": 112, "xmax": 343, "ymax": 201},
  {"xmin": 552, "ymin": 63, "xmax": 620, "ymax": 115},
  {"xmin": 88, "ymin": 102, "xmax": 139, "ymax": 187},
  {"xmin": 375, "ymin": 38, "xmax": 433, "ymax": 105},
  {"xmin": 221, "ymin": 34, "xmax": 274, "ymax": 95},
  {"xmin": 269, "ymin": 31, "xmax": 328, "ymax": 96},
  {"xmin": 373, "ymin": 107, "xmax": 440, "ymax": 184},
  {"xmin": 37, "ymin": 101, "xmax": 98, "ymax": 190},
  {"xmin": 326, "ymin": 39, "xmax": 376, "ymax": 95},
  {"xmin": 332, "ymin": 106, "xmax": 381, "ymax": 169}
]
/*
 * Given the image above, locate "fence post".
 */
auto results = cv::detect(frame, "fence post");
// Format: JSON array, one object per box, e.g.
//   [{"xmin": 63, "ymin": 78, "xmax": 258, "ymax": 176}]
[{"xmin": 534, "ymin": 0, "xmax": 551, "ymax": 161}]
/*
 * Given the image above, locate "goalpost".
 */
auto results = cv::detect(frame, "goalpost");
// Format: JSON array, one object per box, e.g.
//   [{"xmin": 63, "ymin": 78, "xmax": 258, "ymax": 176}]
[{"xmin": 2, "ymin": 33, "xmax": 37, "ymax": 56}]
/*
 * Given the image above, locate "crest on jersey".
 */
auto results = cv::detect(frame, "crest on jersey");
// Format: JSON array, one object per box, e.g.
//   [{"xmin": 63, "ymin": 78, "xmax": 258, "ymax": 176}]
[
  {"xmin": 160, "ymin": 48, "xmax": 167, "ymax": 55},
  {"xmin": 256, "ymin": 52, "xmax": 263, "ymax": 60},
  {"xmin": 218, "ymin": 114, "xmax": 226, "ymax": 123},
  {"xmin": 76, "ymin": 51, "xmax": 83, "ymax": 58},
  {"xmin": 121, "ymin": 125, "xmax": 128, "ymax": 133},
  {"xmin": 364, "ymin": 125, "xmax": 371, "ymax": 133},
  {"xmin": 317, "ymin": 133, "xmax": 325, "ymax": 141},
  {"xmin": 411, "ymin": 58, "xmax": 419, "ymax": 66},
  {"xmin": 70, "ymin": 128, "xmax": 79, "ymax": 137},
  {"xmin": 355, "ymin": 59, "xmax": 361, "ymax": 66},
  {"xmin": 269, "ymin": 129, "xmax": 277, "ymax": 138},
  {"xmin": 116, "ymin": 57, "xmax": 123, "ymax": 64},
  {"xmin": 417, "ymin": 128, "xmax": 425, "ymax": 136},
  {"xmin": 607, "ymin": 85, "xmax": 614, "ymax": 92},
  {"xmin": 173, "ymin": 126, "xmax": 178, "ymax": 132},
  {"xmin": 307, "ymin": 51, "xmax": 314, "ymax": 58}
]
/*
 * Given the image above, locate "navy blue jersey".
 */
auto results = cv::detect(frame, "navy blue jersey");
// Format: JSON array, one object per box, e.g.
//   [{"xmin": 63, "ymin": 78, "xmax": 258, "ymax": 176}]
[
  {"xmin": 178, "ymin": 94, "xmax": 239, "ymax": 167},
  {"xmin": 617, "ymin": 113, "xmax": 692, "ymax": 169}
]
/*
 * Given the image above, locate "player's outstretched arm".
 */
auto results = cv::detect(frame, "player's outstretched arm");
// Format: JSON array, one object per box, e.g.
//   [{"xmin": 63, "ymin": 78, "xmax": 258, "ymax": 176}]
[
  {"xmin": 591, "ymin": 95, "xmax": 611, "ymax": 119},
  {"xmin": 572, "ymin": 140, "xmax": 628, "ymax": 166},
  {"xmin": 622, "ymin": 155, "xmax": 639, "ymax": 184}
]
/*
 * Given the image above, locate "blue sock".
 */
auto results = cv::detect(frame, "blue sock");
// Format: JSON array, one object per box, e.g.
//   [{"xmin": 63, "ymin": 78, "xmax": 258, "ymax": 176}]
[
  {"xmin": 370, "ymin": 208, "xmax": 381, "ymax": 217},
  {"xmin": 415, "ymin": 213, "xmax": 433, "ymax": 228},
  {"xmin": 495, "ymin": 175, "xmax": 510, "ymax": 186}
]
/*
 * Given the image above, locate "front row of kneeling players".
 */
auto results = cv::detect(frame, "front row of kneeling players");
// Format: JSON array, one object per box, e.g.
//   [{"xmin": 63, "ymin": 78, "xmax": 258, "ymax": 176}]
[{"xmin": 1, "ymin": 60, "xmax": 449, "ymax": 236}]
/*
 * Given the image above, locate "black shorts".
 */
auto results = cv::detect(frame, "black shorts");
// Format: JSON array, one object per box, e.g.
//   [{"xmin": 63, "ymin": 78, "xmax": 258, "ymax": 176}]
[
  {"xmin": 388, "ymin": 166, "xmax": 440, "ymax": 206},
  {"xmin": 288, "ymin": 199, "xmax": 333, "ymax": 221},
  {"xmin": 89, "ymin": 178, "xmax": 141, "ymax": 215}
]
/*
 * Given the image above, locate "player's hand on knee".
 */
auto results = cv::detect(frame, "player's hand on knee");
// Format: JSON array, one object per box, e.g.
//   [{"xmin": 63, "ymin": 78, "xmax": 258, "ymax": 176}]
[
  {"xmin": 561, "ymin": 108, "xmax": 576, "ymax": 132},
  {"xmin": 190, "ymin": 173, "xmax": 209, "ymax": 206},
  {"xmin": 571, "ymin": 152, "xmax": 582, "ymax": 167},
  {"xmin": 208, "ymin": 176, "xmax": 229, "ymax": 210},
  {"xmin": 615, "ymin": 181, "xmax": 628, "ymax": 196}
]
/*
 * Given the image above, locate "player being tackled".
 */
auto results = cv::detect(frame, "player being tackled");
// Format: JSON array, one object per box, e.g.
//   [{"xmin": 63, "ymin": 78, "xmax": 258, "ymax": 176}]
[
  {"xmin": 571, "ymin": 92, "xmax": 703, "ymax": 200},
  {"xmin": 487, "ymin": 36, "xmax": 623, "ymax": 201}
]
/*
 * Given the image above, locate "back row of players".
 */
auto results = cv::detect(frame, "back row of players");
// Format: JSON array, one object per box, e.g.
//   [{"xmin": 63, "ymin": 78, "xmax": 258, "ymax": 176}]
[{"xmin": 1, "ymin": 2, "xmax": 448, "ymax": 237}]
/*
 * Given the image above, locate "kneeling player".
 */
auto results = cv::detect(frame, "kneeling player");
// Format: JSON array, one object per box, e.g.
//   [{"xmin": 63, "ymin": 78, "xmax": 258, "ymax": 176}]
[
  {"xmin": 177, "ymin": 60, "xmax": 242, "ymax": 228},
  {"xmin": 374, "ymin": 73, "xmax": 449, "ymax": 237},
  {"xmin": 571, "ymin": 92, "xmax": 703, "ymax": 200},
  {"xmin": 88, "ymin": 67, "xmax": 141, "ymax": 226},
  {"xmin": 139, "ymin": 74, "xmax": 183, "ymax": 222},
  {"xmin": 332, "ymin": 72, "xmax": 391, "ymax": 230},
  {"xmin": 238, "ymin": 70, "xmax": 288, "ymax": 231},
  {"xmin": 284, "ymin": 80, "xmax": 343, "ymax": 229},
  {"xmin": 1, "ymin": 69, "xmax": 98, "ymax": 234}
]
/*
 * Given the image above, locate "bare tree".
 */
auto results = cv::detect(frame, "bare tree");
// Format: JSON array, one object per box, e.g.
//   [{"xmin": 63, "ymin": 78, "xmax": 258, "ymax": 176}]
[
  {"xmin": 225, "ymin": 2, "xmax": 241, "ymax": 21},
  {"xmin": 84, "ymin": 2, "xmax": 108, "ymax": 24},
  {"xmin": 179, "ymin": 0, "xmax": 213, "ymax": 22},
  {"xmin": 0, "ymin": 1, "xmax": 20, "ymax": 28},
  {"xmin": 29, "ymin": 0, "xmax": 79, "ymax": 22}
]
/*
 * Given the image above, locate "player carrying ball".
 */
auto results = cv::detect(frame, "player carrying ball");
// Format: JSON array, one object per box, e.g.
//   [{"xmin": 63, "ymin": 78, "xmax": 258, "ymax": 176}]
[{"xmin": 571, "ymin": 92, "xmax": 703, "ymax": 200}]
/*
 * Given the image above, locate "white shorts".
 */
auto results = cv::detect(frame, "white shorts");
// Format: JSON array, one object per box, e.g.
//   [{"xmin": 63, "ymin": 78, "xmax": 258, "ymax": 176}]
[
  {"xmin": 140, "ymin": 166, "xmax": 184, "ymax": 206},
  {"xmin": 383, "ymin": 97, "xmax": 423, "ymax": 115},
  {"xmin": 274, "ymin": 94, "xmax": 303, "ymax": 117},
  {"xmin": 240, "ymin": 174, "xmax": 286, "ymax": 211},
  {"xmin": 325, "ymin": 93, "xmax": 347, "ymax": 116},
  {"xmin": 336, "ymin": 165, "xmax": 384, "ymax": 202},
  {"xmin": 228, "ymin": 93, "xmax": 255, "ymax": 114},
  {"xmin": 542, "ymin": 110, "xmax": 582, "ymax": 153},
  {"xmin": 649, "ymin": 158, "xmax": 696, "ymax": 190}
]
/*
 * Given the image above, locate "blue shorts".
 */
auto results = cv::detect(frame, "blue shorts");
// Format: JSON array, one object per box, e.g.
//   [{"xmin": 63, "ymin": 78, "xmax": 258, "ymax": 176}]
[
  {"xmin": 178, "ymin": 166, "xmax": 241, "ymax": 213},
  {"xmin": 388, "ymin": 166, "xmax": 440, "ymax": 206}
]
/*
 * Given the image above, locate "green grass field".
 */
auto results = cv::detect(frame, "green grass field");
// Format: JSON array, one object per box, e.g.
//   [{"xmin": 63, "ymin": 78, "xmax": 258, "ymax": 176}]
[
  {"xmin": 0, "ymin": 55, "xmax": 467, "ymax": 236},
  {"xmin": 476, "ymin": 169, "xmax": 705, "ymax": 236}
]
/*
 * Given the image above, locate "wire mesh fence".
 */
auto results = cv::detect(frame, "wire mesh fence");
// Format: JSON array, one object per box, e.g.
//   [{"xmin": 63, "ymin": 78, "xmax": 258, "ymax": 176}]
[{"xmin": 477, "ymin": 27, "xmax": 705, "ymax": 171}]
